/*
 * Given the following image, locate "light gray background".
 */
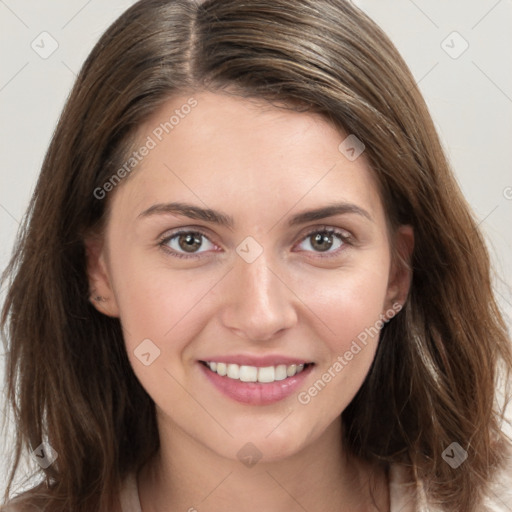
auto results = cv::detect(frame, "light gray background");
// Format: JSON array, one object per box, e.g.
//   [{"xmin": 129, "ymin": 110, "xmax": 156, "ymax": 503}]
[{"xmin": 1, "ymin": 0, "xmax": 511, "ymax": 496}]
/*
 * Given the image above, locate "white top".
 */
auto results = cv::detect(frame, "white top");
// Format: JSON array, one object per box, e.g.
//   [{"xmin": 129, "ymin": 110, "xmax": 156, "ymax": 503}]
[
  {"xmin": 3, "ymin": 459, "xmax": 512, "ymax": 511},
  {"xmin": 118, "ymin": 461, "xmax": 512, "ymax": 512}
]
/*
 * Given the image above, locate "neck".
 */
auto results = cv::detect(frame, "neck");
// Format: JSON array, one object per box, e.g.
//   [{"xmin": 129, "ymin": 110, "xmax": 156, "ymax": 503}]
[{"xmin": 137, "ymin": 416, "xmax": 389, "ymax": 512}]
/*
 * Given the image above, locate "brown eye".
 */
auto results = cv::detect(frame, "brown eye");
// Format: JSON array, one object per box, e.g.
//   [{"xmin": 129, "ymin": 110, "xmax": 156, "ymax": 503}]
[
  {"xmin": 309, "ymin": 232, "xmax": 335, "ymax": 252},
  {"xmin": 160, "ymin": 230, "xmax": 216, "ymax": 258},
  {"xmin": 177, "ymin": 233, "xmax": 203, "ymax": 253},
  {"xmin": 296, "ymin": 228, "xmax": 351, "ymax": 257}
]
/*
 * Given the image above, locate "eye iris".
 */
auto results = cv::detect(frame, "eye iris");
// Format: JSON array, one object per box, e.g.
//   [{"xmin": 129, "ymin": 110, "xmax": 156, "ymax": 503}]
[
  {"xmin": 179, "ymin": 233, "xmax": 202, "ymax": 252},
  {"xmin": 172, "ymin": 231, "xmax": 339, "ymax": 255},
  {"xmin": 311, "ymin": 232, "xmax": 333, "ymax": 252}
]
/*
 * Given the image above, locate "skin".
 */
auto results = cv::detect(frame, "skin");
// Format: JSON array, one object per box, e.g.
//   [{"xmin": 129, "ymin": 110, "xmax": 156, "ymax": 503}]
[{"xmin": 87, "ymin": 91, "xmax": 413, "ymax": 512}]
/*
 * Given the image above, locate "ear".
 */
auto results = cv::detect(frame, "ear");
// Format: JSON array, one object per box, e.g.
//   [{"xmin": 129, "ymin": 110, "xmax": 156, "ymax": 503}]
[
  {"xmin": 384, "ymin": 224, "xmax": 414, "ymax": 313},
  {"xmin": 84, "ymin": 232, "xmax": 120, "ymax": 318}
]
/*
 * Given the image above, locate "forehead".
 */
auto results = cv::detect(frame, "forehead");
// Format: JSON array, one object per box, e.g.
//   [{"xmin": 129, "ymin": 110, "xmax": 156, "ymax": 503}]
[{"xmin": 108, "ymin": 91, "xmax": 384, "ymax": 227}]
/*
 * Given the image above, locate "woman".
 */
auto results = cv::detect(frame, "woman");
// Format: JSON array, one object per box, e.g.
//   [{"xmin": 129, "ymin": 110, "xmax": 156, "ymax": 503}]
[{"xmin": 2, "ymin": 0, "xmax": 512, "ymax": 511}]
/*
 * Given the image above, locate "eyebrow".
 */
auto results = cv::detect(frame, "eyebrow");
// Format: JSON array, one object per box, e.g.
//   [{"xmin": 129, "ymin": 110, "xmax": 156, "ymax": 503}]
[{"xmin": 137, "ymin": 201, "xmax": 373, "ymax": 228}]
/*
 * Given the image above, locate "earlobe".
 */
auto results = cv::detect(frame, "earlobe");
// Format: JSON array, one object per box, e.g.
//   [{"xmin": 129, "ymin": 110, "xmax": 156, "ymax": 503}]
[
  {"xmin": 84, "ymin": 234, "xmax": 120, "ymax": 317},
  {"xmin": 385, "ymin": 224, "xmax": 414, "ymax": 310}
]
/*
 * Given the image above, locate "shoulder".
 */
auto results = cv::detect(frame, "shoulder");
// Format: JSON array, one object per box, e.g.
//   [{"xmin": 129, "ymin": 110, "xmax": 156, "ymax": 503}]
[
  {"xmin": 1, "ymin": 499, "xmax": 40, "ymax": 512},
  {"xmin": 0, "ymin": 480, "xmax": 51, "ymax": 512},
  {"xmin": 118, "ymin": 472, "xmax": 142, "ymax": 512},
  {"xmin": 1, "ymin": 495, "xmax": 48, "ymax": 512},
  {"xmin": 481, "ymin": 447, "xmax": 512, "ymax": 511},
  {"xmin": 389, "ymin": 443, "xmax": 512, "ymax": 512},
  {"xmin": 1, "ymin": 475, "xmax": 130, "ymax": 512}
]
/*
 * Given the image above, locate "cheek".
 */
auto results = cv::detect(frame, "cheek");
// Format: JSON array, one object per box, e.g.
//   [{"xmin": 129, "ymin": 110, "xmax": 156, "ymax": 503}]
[
  {"xmin": 108, "ymin": 247, "xmax": 217, "ymax": 357},
  {"xmin": 297, "ymin": 259, "xmax": 391, "ymax": 349},
  {"xmin": 110, "ymin": 259, "xmax": 218, "ymax": 410},
  {"xmin": 291, "ymin": 257, "xmax": 391, "ymax": 411}
]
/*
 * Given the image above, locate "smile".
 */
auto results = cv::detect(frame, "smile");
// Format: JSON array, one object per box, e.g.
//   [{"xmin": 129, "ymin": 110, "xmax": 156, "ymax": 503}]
[
  {"xmin": 199, "ymin": 360, "xmax": 314, "ymax": 405},
  {"xmin": 203, "ymin": 361, "xmax": 309, "ymax": 383}
]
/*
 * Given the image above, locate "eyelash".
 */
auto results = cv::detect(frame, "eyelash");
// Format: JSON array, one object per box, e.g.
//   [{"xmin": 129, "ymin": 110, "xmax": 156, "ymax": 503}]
[{"xmin": 158, "ymin": 226, "xmax": 353, "ymax": 260}]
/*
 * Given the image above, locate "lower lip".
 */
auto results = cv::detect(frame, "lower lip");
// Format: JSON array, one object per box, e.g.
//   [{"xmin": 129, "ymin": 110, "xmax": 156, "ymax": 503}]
[{"xmin": 199, "ymin": 363, "xmax": 313, "ymax": 405}]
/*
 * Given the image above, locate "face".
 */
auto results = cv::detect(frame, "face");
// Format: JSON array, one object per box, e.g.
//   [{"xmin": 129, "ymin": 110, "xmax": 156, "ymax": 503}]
[{"xmin": 87, "ymin": 91, "xmax": 412, "ymax": 463}]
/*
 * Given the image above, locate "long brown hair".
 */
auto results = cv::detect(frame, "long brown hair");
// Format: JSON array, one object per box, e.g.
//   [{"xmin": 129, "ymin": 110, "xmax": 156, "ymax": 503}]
[{"xmin": 2, "ymin": 0, "xmax": 511, "ymax": 510}]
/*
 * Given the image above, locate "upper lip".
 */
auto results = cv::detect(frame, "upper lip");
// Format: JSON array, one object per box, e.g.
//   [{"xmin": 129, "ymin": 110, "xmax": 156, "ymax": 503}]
[{"xmin": 199, "ymin": 354, "xmax": 312, "ymax": 367}]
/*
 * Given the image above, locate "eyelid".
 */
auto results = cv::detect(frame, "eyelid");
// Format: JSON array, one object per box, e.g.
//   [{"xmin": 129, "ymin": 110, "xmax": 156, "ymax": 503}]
[
  {"xmin": 158, "ymin": 225, "xmax": 214, "ymax": 244},
  {"xmin": 295, "ymin": 224, "xmax": 353, "ymax": 242},
  {"xmin": 292, "ymin": 225, "xmax": 353, "ymax": 257},
  {"xmin": 158, "ymin": 224, "xmax": 354, "ymax": 259},
  {"xmin": 158, "ymin": 226, "xmax": 218, "ymax": 258}
]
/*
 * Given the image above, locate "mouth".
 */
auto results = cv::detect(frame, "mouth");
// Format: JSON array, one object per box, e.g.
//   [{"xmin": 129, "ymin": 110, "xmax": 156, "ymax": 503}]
[
  {"xmin": 200, "ymin": 361, "xmax": 313, "ymax": 383},
  {"xmin": 198, "ymin": 360, "xmax": 315, "ymax": 405}
]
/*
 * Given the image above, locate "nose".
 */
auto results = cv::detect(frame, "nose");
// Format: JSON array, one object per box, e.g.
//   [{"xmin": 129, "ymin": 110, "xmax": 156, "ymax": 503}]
[{"xmin": 219, "ymin": 251, "xmax": 298, "ymax": 342}]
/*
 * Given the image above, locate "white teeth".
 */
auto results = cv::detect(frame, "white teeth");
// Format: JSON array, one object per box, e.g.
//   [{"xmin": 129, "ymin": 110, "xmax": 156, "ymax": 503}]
[
  {"xmin": 287, "ymin": 364, "xmax": 297, "ymax": 377},
  {"xmin": 217, "ymin": 362, "xmax": 227, "ymax": 376},
  {"xmin": 239, "ymin": 365, "xmax": 258, "ymax": 382},
  {"xmin": 227, "ymin": 363, "xmax": 239, "ymax": 379},
  {"xmin": 275, "ymin": 364, "xmax": 288, "ymax": 381},
  {"xmin": 257, "ymin": 366, "xmax": 275, "ymax": 383},
  {"xmin": 205, "ymin": 361, "xmax": 308, "ymax": 383}
]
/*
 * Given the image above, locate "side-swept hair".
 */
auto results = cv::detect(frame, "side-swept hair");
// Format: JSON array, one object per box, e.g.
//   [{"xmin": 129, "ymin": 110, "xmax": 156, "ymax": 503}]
[{"xmin": 2, "ymin": 1, "xmax": 511, "ymax": 510}]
